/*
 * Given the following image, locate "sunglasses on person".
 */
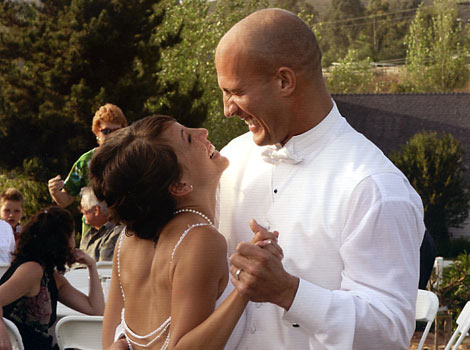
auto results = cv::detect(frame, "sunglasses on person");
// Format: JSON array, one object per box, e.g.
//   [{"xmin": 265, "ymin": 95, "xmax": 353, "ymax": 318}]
[{"xmin": 100, "ymin": 127, "xmax": 120, "ymax": 135}]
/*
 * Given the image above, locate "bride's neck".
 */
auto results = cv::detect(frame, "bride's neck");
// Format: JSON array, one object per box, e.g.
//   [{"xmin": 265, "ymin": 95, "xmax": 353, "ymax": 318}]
[{"xmin": 175, "ymin": 191, "xmax": 216, "ymax": 223}]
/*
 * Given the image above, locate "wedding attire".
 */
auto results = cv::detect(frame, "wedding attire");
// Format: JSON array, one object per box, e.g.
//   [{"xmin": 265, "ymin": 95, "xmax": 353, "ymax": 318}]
[
  {"xmin": 114, "ymin": 219, "xmax": 245, "ymax": 349},
  {"xmin": 217, "ymin": 101, "xmax": 425, "ymax": 349}
]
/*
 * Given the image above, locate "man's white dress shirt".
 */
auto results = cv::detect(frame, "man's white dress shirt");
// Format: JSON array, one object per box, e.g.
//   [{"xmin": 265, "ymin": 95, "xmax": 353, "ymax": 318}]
[
  {"xmin": 217, "ymin": 102, "xmax": 425, "ymax": 350},
  {"xmin": 0, "ymin": 220, "xmax": 15, "ymax": 263}
]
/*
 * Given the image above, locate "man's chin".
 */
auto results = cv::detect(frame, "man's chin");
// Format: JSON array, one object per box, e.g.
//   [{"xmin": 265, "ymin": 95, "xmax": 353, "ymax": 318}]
[{"xmin": 252, "ymin": 132, "xmax": 270, "ymax": 146}]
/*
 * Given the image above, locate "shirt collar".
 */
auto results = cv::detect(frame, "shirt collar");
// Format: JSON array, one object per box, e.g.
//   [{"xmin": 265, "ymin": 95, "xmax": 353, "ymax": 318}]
[{"xmin": 260, "ymin": 100, "xmax": 342, "ymax": 164}]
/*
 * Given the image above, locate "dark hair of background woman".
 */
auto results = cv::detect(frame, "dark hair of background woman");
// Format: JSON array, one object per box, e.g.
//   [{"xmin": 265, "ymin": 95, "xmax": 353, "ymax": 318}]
[
  {"xmin": 89, "ymin": 115, "xmax": 181, "ymax": 243},
  {"xmin": 11, "ymin": 206, "xmax": 75, "ymax": 274}
]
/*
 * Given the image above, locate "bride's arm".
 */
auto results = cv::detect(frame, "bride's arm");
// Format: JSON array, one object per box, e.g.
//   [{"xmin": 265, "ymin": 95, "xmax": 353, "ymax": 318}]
[
  {"xmin": 168, "ymin": 225, "xmax": 281, "ymax": 350},
  {"xmin": 167, "ymin": 225, "xmax": 245, "ymax": 350}
]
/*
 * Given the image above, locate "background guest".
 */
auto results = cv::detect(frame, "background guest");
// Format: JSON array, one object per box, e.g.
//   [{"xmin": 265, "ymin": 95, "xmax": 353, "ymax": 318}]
[
  {"xmin": 0, "ymin": 188, "xmax": 25, "ymax": 242},
  {"xmin": 48, "ymin": 103, "xmax": 127, "ymax": 238},
  {"xmin": 79, "ymin": 186, "xmax": 123, "ymax": 262},
  {"xmin": 0, "ymin": 220, "xmax": 14, "ymax": 264},
  {"xmin": 0, "ymin": 206, "xmax": 104, "ymax": 350}
]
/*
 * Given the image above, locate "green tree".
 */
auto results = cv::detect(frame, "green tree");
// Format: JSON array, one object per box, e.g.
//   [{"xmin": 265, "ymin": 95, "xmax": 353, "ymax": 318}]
[
  {"xmin": 326, "ymin": 49, "xmax": 374, "ymax": 93},
  {"xmin": 404, "ymin": 0, "xmax": 469, "ymax": 91},
  {"xmin": 320, "ymin": 0, "xmax": 366, "ymax": 65},
  {"xmin": 389, "ymin": 132, "xmax": 470, "ymax": 251},
  {"xmin": 0, "ymin": 0, "xmax": 205, "ymax": 177}
]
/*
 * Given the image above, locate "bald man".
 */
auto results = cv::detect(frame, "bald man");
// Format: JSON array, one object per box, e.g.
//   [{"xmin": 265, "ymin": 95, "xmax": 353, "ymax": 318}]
[{"xmin": 216, "ymin": 8, "xmax": 425, "ymax": 350}]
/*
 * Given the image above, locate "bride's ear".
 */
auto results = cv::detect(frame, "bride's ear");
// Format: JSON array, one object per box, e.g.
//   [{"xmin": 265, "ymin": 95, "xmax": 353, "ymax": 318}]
[{"xmin": 169, "ymin": 182, "xmax": 193, "ymax": 196}]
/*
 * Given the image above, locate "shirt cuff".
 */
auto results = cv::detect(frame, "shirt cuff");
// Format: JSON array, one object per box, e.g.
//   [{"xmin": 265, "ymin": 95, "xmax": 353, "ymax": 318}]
[{"xmin": 282, "ymin": 278, "xmax": 332, "ymax": 332}]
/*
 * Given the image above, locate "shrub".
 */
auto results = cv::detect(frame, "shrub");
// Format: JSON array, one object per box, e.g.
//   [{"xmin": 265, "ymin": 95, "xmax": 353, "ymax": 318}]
[
  {"xmin": 389, "ymin": 131, "xmax": 470, "ymax": 254},
  {"xmin": 429, "ymin": 252, "xmax": 470, "ymax": 321}
]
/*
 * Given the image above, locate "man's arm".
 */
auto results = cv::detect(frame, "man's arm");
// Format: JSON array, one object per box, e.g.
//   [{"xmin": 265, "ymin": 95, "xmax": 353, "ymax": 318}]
[{"xmin": 230, "ymin": 174, "xmax": 425, "ymax": 349}]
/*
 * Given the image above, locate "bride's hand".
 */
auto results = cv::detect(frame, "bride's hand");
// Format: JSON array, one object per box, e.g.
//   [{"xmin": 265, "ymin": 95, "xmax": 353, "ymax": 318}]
[{"xmin": 249, "ymin": 219, "xmax": 283, "ymax": 260}]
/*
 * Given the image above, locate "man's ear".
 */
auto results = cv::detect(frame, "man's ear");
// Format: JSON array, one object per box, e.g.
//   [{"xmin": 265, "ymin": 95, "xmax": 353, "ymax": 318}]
[
  {"xmin": 94, "ymin": 205, "xmax": 101, "ymax": 216},
  {"xmin": 276, "ymin": 67, "xmax": 296, "ymax": 96},
  {"xmin": 169, "ymin": 182, "xmax": 193, "ymax": 197}
]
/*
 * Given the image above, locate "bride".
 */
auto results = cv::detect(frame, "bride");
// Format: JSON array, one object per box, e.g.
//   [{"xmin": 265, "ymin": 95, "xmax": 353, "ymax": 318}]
[{"xmin": 89, "ymin": 115, "xmax": 281, "ymax": 350}]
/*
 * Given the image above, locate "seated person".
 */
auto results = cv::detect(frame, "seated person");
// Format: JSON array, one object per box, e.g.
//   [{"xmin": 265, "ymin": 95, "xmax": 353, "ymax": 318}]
[
  {"xmin": 79, "ymin": 186, "xmax": 123, "ymax": 262},
  {"xmin": 0, "ymin": 188, "xmax": 25, "ymax": 242},
  {"xmin": 0, "ymin": 206, "xmax": 104, "ymax": 350},
  {"xmin": 0, "ymin": 220, "xmax": 14, "ymax": 264}
]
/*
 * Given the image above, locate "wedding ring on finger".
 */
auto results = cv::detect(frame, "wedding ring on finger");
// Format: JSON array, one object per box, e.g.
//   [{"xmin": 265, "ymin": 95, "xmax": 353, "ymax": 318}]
[{"xmin": 235, "ymin": 268, "xmax": 243, "ymax": 281}]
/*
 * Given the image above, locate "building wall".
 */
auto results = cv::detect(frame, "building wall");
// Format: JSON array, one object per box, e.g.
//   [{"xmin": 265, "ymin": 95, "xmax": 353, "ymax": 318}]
[{"xmin": 333, "ymin": 93, "xmax": 470, "ymax": 238}]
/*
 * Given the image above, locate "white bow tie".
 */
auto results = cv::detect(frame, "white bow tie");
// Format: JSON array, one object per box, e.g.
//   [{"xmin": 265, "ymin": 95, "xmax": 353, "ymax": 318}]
[{"xmin": 260, "ymin": 145, "xmax": 303, "ymax": 165}]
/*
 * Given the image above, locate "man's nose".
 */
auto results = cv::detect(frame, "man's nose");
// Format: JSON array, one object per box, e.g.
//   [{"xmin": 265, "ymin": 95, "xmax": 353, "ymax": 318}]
[{"xmin": 224, "ymin": 100, "xmax": 239, "ymax": 118}]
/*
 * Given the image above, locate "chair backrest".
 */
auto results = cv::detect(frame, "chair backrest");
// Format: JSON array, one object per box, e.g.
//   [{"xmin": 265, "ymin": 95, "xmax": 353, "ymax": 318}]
[
  {"xmin": 96, "ymin": 261, "xmax": 112, "ymax": 278},
  {"xmin": 415, "ymin": 289, "xmax": 439, "ymax": 350},
  {"xmin": 0, "ymin": 262, "xmax": 10, "ymax": 279},
  {"xmin": 55, "ymin": 315, "xmax": 103, "ymax": 350},
  {"xmin": 96, "ymin": 261, "xmax": 112, "ymax": 268},
  {"xmin": 444, "ymin": 301, "xmax": 470, "ymax": 350},
  {"xmin": 2, "ymin": 317, "xmax": 24, "ymax": 350},
  {"xmin": 64, "ymin": 267, "xmax": 89, "ymax": 290}
]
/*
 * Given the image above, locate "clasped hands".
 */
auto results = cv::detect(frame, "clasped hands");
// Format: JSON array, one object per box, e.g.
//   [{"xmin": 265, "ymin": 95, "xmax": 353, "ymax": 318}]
[{"xmin": 229, "ymin": 219, "xmax": 299, "ymax": 311}]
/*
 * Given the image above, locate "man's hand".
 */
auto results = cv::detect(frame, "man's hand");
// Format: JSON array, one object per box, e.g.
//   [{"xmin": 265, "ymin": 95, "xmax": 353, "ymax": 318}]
[{"xmin": 230, "ymin": 219, "xmax": 299, "ymax": 310}]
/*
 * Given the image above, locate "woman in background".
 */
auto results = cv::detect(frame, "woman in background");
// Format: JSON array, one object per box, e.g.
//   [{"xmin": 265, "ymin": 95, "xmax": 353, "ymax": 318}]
[{"xmin": 0, "ymin": 206, "xmax": 104, "ymax": 350}]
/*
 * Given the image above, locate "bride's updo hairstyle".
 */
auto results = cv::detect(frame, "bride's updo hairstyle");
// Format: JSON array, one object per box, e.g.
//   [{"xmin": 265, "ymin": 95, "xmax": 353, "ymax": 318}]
[{"xmin": 89, "ymin": 115, "xmax": 181, "ymax": 242}]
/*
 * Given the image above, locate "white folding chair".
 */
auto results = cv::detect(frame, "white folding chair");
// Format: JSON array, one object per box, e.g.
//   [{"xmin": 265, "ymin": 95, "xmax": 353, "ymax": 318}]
[
  {"xmin": 96, "ymin": 261, "xmax": 113, "ymax": 269},
  {"xmin": 415, "ymin": 289, "xmax": 439, "ymax": 350},
  {"xmin": 2, "ymin": 317, "xmax": 24, "ymax": 350},
  {"xmin": 96, "ymin": 261, "xmax": 113, "ymax": 278},
  {"xmin": 55, "ymin": 315, "xmax": 103, "ymax": 350},
  {"xmin": 64, "ymin": 267, "xmax": 89, "ymax": 290},
  {"xmin": 0, "ymin": 262, "xmax": 10, "ymax": 279},
  {"xmin": 444, "ymin": 301, "xmax": 470, "ymax": 350}
]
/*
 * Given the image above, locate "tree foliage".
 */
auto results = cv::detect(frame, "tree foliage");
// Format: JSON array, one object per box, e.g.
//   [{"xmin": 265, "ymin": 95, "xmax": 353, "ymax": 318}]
[
  {"xmin": 404, "ymin": 0, "xmax": 469, "ymax": 91},
  {"xmin": 430, "ymin": 252, "xmax": 470, "ymax": 320},
  {"xmin": 389, "ymin": 132, "xmax": 470, "ymax": 247},
  {"xmin": 326, "ymin": 49, "xmax": 374, "ymax": 93},
  {"xmin": 0, "ymin": 0, "xmax": 205, "ymax": 176}
]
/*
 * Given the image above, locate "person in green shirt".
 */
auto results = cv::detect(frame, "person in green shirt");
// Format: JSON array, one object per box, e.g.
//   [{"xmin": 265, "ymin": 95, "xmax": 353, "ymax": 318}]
[{"xmin": 48, "ymin": 103, "xmax": 127, "ymax": 236}]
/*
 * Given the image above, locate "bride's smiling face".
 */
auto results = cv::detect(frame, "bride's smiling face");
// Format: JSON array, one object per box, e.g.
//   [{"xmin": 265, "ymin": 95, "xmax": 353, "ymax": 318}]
[{"xmin": 164, "ymin": 122, "xmax": 229, "ymax": 184}]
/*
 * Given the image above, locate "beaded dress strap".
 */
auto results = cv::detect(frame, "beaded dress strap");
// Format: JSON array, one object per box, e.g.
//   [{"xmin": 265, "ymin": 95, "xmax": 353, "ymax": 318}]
[
  {"xmin": 117, "ymin": 228, "xmax": 126, "ymax": 301},
  {"xmin": 170, "ymin": 223, "xmax": 211, "ymax": 263}
]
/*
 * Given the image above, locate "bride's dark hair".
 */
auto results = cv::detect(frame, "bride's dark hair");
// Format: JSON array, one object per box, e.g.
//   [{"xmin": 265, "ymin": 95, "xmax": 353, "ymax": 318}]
[{"xmin": 89, "ymin": 115, "xmax": 181, "ymax": 242}]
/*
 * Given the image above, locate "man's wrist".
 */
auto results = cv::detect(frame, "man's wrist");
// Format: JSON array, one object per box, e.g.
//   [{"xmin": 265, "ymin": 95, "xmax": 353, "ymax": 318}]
[{"xmin": 278, "ymin": 274, "xmax": 300, "ymax": 311}]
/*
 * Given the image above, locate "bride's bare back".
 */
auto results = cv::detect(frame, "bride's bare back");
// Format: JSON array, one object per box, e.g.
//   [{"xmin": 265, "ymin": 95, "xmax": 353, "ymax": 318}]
[{"xmin": 104, "ymin": 217, "xmax": 229, "ymax": 349}]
